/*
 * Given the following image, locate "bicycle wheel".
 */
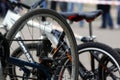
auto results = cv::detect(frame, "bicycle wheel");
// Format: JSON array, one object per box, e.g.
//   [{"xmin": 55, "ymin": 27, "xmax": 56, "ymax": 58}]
[
  {"xmin": 99, "ymin": 48, "xmax": 120, "ymax": 80},
  {"xmin": 6, "ymin": 9, "xmax": 78, "ymax": 80},
  {"xmin": 54, "ymin": 42, "xmax": 120, "ymax": 80}
]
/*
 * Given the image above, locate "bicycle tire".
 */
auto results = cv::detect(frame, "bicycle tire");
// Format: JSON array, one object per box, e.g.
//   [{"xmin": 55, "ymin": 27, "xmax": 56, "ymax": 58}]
[
  {"xmin": 114, "ymin": 48, "xmax": 120, "ymax": 54},
  {"xmin": 99, "ymin": 48, "xmax": 120, "ymax": 80},
  {"xmin": 54, "ymin": 42, "xmax": 120, "ymax": 79},
  {"xmin": 6, "ymin": 9, "xmax": 78, "ymax": 80}
]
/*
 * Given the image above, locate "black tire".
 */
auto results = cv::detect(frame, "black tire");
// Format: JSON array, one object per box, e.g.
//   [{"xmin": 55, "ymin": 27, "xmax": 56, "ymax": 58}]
[
  {"xmin": 6, "ymin": 9, "xmax": 78, "ymax": 80},
  {"xmin": 54, "ymin": 42, "xmax": 120, "ymax": 80},
  {"xmin": 99, "ymin": 48, "xmax": 120, "ymax": 80},
  {"xmin": 114, "ymin": 48, "xmax": 120, "ymax": 54}
]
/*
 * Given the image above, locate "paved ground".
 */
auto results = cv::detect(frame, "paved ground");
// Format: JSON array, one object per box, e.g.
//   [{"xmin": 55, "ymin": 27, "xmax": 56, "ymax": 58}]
[{"xmin": 71, "ymin": 4, "xmax": 120, "ymax": 48}]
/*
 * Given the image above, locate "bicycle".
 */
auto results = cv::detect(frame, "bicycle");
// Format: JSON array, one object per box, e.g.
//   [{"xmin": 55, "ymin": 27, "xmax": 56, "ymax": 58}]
[
  {"xmin": 7, "ymin": 8, "xmax": 120, "ymax": 80},
  {"xmin": 2, "ymin": 0, "xmax": 120, "ymax": 80},
  {"xmin": 56, "ymin": 10, "xmax": 120, "ymax": 80},
  {"xmin": 0, "ymin": 1, "xmax": 79, "ymax": 80}
]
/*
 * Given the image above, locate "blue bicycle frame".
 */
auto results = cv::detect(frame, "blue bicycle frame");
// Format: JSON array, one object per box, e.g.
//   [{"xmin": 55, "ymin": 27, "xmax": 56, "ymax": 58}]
[{"xmin": 9, "ymin": 57, "xmax": 51, "ymax": 80}]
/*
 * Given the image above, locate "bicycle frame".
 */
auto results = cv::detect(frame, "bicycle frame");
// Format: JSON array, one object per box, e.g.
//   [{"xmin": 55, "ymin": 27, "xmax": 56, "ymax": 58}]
[{"xmin": 8, "ymin": 57, "xmax": 51, "ymax": 79}]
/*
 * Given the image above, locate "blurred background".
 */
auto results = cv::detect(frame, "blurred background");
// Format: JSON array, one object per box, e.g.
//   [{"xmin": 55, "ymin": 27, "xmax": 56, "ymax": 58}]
[{"xmin": 0, "ymin": 0, "xmax": 120, "ymax": 48}]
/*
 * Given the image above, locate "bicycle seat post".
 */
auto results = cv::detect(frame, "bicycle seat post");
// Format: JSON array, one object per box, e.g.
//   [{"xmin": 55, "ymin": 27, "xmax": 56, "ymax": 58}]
[{"xmin": 89, "ymin": 22, "xmax": 93, "ymax": 38}]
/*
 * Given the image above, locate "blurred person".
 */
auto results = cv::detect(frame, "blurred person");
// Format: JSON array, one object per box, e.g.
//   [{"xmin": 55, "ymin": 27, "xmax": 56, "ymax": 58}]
[
  {"xmin": 50, "ymin": 1, "xmax": 67, "ymax": 12},
  {"xmin": 67, "ymin": 2, "xmax": 84, "ymax": 27},
  {"xmin": 97, "ymin": 0, "xmax": 114, "ymax": 29},
  {"xmin": 0, "ymin": 0, "xmax": 9, "ymax": 17},
  {"xmin": 116, "ymin": 0, "xmax": 120, "ymax": 28},
  {"xmin": 40, "ymin": 0, "xmax": 47, "ymax": 8},
  {"xmin": 50, "ymin": 1, "xmax": 57, "ymax": 10},
  {"xmin": 0, "ymin": 0, "xmax": 22, "ymax": 17},
  {"xmin": 77, "ymin": 3, "xmax": 84, "ymax": 27},
  {"xmin": 59, "ymin": 2, "xmax": 68, "ymax": 12},
  {"xmin": 67, "ymin": 2, "xmax": 73, "ymax": 12}
]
